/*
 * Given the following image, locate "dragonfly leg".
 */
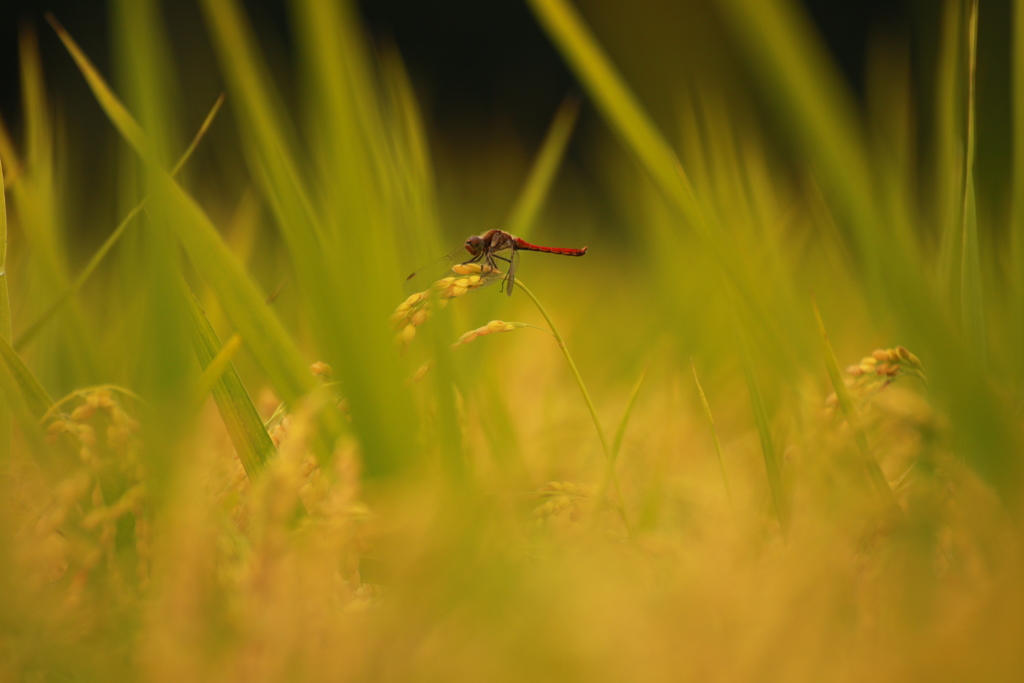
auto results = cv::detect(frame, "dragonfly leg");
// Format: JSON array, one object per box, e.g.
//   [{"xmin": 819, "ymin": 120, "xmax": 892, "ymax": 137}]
[
  {"xmin": 483, "ymin": 254, "xmax": 506, "ymax": 293},
  {"xmin": 489, "ymin": 254, "xmax": 517, "ymax": 295}
]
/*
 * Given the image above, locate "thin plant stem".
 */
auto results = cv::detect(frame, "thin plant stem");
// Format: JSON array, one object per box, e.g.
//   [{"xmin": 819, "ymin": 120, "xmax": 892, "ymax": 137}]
[
  {"xmin": 14, "ymin": 94, "xmax": 225, "ymax": 351},
  {"xmin": 691, "ymin": 358, "xmax": 736, "ymax": 518},
  {"xmin": 514, "ymin": 278, "xmax": 629, "ymax": 530}
]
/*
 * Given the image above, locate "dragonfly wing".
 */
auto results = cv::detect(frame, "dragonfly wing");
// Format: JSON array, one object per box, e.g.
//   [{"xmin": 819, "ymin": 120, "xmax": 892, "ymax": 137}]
[
  {"xmin": 404, "ymin": 244, "xmax": 473, "ymax": 294},
  {"xmin": 484, "ymin": 246, "xmax": 516, "ymax": 295},
  {"xmin": 504, "ymin": 249, "xmax": 520, "ymax": 296}
]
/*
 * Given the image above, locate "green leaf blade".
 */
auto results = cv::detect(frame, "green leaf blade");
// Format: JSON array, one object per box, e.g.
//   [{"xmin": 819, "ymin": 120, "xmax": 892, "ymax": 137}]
[{"xmin": 184, "ymin": 285, "xmax": 275, "ymax": 480}]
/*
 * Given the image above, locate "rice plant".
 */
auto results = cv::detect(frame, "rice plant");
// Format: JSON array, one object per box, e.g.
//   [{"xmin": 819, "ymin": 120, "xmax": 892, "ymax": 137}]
[{"xmin": 0, "ymin": 0, "xmax": 1022, "ymax": 680}]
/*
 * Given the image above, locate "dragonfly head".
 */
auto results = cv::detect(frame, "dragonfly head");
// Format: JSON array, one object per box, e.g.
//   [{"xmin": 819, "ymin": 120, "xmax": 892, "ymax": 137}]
[{"xmin": 464, "ymin": 235, "xmax": 485, "ymax": 256}]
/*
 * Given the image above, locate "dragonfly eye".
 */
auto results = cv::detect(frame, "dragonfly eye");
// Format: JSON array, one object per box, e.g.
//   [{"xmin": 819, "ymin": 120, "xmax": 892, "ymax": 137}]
[{"xmin": 464, "ymin": 235, "xmax": 484, "ymax": 255}]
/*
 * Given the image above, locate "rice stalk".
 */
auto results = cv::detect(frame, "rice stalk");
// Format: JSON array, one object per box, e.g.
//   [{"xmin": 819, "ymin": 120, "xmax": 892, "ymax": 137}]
[
  {"xmin": 49, "ymin": 17, "xmax": 334, "ymax": 437},
  {"xmin": 0, "ymin": 153, "xmax": 10, "ymax": 463},
  {"xmin": 812, "ymin": 297, "xmax": 900, "ymax": 516},
  {"xmin": 513, "ymin": 277, "xmax": 628, "ymax": 531},
  {"xmin": 183, "ymin": 282, "xmax": 274, "ymax": 480},
  {"xmin": 14, "ymin": 94, "xmax": 225, "ymax": 352},
  {"xmin": 959, "ymin": 0, "xmax": 985, "ymax": 368},
  {"xmin": 730, "ymin": 287, "xmax": 788, "ymax": 533},
  {"xmin": 691, "ymin": 359, "xmax": 735, "ymax": 514},
  {"xmin": 1015, "ymin": 0, "xmax": 1024, "ymax": 361}
]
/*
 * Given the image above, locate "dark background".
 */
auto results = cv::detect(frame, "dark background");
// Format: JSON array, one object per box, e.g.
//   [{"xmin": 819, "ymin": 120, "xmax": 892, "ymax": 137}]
[
  {"xmin": 0, "ymin": 0, "xmax": 921, "ymax": 141},
  {"xmin": 0, "ymin": 0, "xmax": 1014, "ymax": 222}
]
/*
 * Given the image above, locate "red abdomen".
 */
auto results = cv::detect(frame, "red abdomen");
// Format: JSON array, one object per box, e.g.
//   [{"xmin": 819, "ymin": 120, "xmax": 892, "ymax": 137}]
[{"xmin": 513, "ymin": 237, "xmax": 588, "ymax": 256}]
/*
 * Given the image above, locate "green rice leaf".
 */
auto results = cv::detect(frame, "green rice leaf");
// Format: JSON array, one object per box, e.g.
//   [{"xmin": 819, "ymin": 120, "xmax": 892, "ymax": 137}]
[
  {"xmin": 691, "ymin": 359, "xmax": 734, "ymax": 512},
  {"xmin": 13, "ymin": 203, "xmax": 142, "ymax": 352},
  {"xmin": 190, "ymin": 331, "xmax": 243, "ymax": 410},
  {"xmin": 526, "ymin": 0, "xmax": 704, "ymax": 231},
  {"xmin": 812, "ymin": 297, "xmax": 900, "ymax": 515},
  {"xmin": 713, "ymin": 0, "xmax": 930, "ymax": 313},
  {"xmin": 47, "ymin": 15, "xmax": 148, "ymax": 156},
  {"xmin": 378, "ymin": 45, "xmax": 443, "ymax": 264},
  {"xmin": 0, "ymin": 334, "xmax": 60, "ymax": 472},
  {"xmin": 147, "ymin": 184, "xmax": 320, "ymax": 409},
  {"xmin": 49, "ymin": 15, "xmax": 344, "ymax": 461},
  {"xmin": 1016, "ymin": 0, "xmax": 1024, "ymax": 357},
  {"xmin": 526, "ymin": 0, "xmax": 783, "ymax": 359},
  {"xmin": 611, "ymin": 362, "xmax": 648, "ymax": 463},
  {"xmin": 14, "ymin": 94, "xmax": 224, "ymax": 352},
  {"xmin": 731, "ymin": 291, "xmax": 788, "ymax": 533},
  {"xmin": 713, "ymin": 0, "xmax": 874, "ymax": 251},
  {"xmin": 197, "ymin": 0, "xmax": 326, "ymax": 259},
  {"xmin": 605, "ymin": 362, "xmax": 648, "ymax": 529},
  {"xmin": 49, "ymin": 15, "xmax": 321, "ymax": 405},
  {"xmin": 286, "ymin": 0, "xmax": 418, "ymax": 478},
  {"xmin": 170, "ymin": 94, "xmax": 224, "ymax": 176},
  {"xmin": 0, "ymin": 332, "xmax": 54, "ymax": 423},
  {"xmin": 0, "ymin": 122, "xmax": 22, "ymax": 190},
  {"xmin": 184, "ymin": 284, "xmax": 274, "ymax": 479},
  {"xmin": 936, "ymin": 0, "xmax": 965, "ymax": 297},
  {"xmin": 960, "ymin": 0, "xmax": 986, "ymax": 367},
  {"xmin": 0, "ymin": 149, "xmax": 10, "ymax": 462},
  {"xmin": 16, "ymin": 26, "xmax": 99, "ymax": 383}
]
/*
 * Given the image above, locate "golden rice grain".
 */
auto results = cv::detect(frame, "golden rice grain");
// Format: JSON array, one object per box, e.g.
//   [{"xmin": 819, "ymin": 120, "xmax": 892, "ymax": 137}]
[
  {"xmin": 71, "ymin": 403, "xmax": 96, "ymax": 422},
  {"xmin": 310, "ymin": 361, "xmax": 333, "ymax": 378}
]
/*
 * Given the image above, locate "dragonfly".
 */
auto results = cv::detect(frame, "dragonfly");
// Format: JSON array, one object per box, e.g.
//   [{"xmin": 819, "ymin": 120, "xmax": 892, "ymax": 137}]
[{"xmin": 404, "ymin": 229, "xmax": 588, "ymax": 296}]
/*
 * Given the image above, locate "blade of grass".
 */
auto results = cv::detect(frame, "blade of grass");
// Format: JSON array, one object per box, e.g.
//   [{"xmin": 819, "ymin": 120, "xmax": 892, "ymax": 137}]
[
  {"xmin": 195, "ymin": 0, "xmax": 327, "ymax": 267},
  {"xmin": 46, "ymin": 15, "xmax": 147, "ymax": 154},
  {"xmin": 504, "ymin": 94, "xmax": 581, "ymax": 241},
  {"xmin": 936, "ymin": 0, "xmax": 965, "ymax": 296},
  {"xmin": 960, "ymin": 0, "xmax": 985, "ymax": 368},
  {"xmin": 112, "ymin": 0, "xmax": 211, "ymax": 500},
  {"xmin": 14, "ymin": 205, "xmax": 143, "ymax": 353},
  {"xmin": 713, "ymin": 0, "xmax": 938, "ymax": 346},
  {"xmin": 378, "ymin": 44, "xmax": 442, "ymax": 265},
  {"xmin": 16, "ymin": 26, "xmax": 100, "ymax": 384},
  {"xmin": 526, "ymin": 0, "xmax": 794, "ymax": 370},
  {"xmin": 812, "ymin": 297, "xmax": 900, "ymax": 516},
  {"xmin": 730, "ymin": 288, "xmax": 788, "ymax": 533},
  {"xmin": 0, "ymin": 332, "xmax": 54, "ymax": 423},
  {"xmin": 170, "ymin": 94, "xmax": 225, "ymax": 175},
  {"xmin": 50, "ymin": 16, "xmax": 346, "ymax": 469},
  {"xmin": 289, "ymin": 0, "xmax": 420, "ymax": 478},
  {"xmin": 0, "ymin": 151, "xmax": 10, "ymax": 462},
  {"xmin": 526, "ymin": 0, "xmax": 704, "ymax": 231},
  {"xmin": 713, "ymin": 0, "xmax": 889, "ymax": 268},
  {"xmin": 189, "ymin": 332, "xmax": 242, "ymax": 415},
  {"xmin": 201, "ymin": 187, "xmax": 263, "ymax": 333},
  {"xmin": 0, "ymin": 334, "xmax": 57, "ymax": 471},
  {"xmin": 14, "ymin": 94, "xmax": 225, "ymax": 351},
  {"xmin": 50, "ymin": 16, "xmax": 324, "ymax": 411},
  {"xmin": 713, "ymin": 0, "xmax": 1022, "ymax": 509},
  {"xmin": 594, "ymin": 362, "xmax": 648, "ymax": 528},
  {"xmin": 691, "ymin": 359, "xmax": 735, "ymax": 514},
  {"xmin": 156, "ymin": 190, "xmax": 320, "ymax": 408},
  {"xmin": 0, "ymin": 122, "xmax": 21, "ymax": 188},
  {"xmin": 205, "ymin": 0, "xmax": 416, "ymax": 478},
  {"xmin": 460, "ymin": 95, "xmax": 585, "ymax": 481},
  {"xmin": 183, "ymin": 283, "xmax": 274, "ymax": 480},
  {"xmin": 1016, "ymin": 0, "xmax": 1024, "ymax": 366},
  {"xmin": 514, "ymin": 277, "xmax": 629, "ymax": 532},
  {"xmin": 611, "ymin": 362, "xmax": 648, "ymax": 461}
]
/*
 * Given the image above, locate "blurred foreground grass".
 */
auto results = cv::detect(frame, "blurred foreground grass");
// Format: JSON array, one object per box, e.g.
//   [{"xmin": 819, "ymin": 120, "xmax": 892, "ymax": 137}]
[{"xmin": 1, "ymin": 0, "xmax": 1023, "ymax": 680}]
